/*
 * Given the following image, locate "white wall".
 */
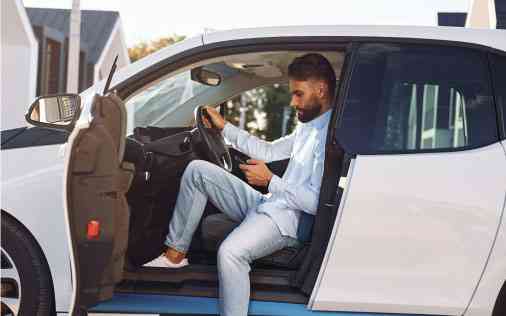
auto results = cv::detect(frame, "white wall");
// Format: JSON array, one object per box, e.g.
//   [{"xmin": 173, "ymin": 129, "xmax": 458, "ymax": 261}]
[
  {"xmin": 466, "ymin": 0, "xmax": 497, "ymax": 28},
  {"xmin": 94, "ymin": 18, "xmax": 130, "ymax": 82},
  {"xmin": 1, "ymin": 0, "xmax": 38, "ymax": 130}
]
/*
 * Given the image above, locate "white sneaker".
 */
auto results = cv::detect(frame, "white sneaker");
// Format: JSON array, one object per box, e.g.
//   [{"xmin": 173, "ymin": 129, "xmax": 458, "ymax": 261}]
[{"xmin": 143, "ymin": 255, "xmax": 189, "ymax": 268}]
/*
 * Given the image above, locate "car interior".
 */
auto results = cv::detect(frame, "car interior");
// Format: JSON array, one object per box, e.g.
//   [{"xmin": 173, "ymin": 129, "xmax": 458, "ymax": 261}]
[{"xmin": 115, "ymin": 49, "xmax": 346, "ymax": 302}]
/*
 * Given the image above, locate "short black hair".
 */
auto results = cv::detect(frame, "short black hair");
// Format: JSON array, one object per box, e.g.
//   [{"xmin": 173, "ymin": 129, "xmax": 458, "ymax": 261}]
[{"xmin": 288, "ymin": 53, "xmax": 337, "ymax": 99}]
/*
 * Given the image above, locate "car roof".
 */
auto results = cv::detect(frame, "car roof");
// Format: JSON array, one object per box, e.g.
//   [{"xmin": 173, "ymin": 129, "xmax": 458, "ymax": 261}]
[
  {"xmin": 203, "ymin": 25, "xmax": 506, "ymax": 52},
  {"xmin": 90, "ymin": 25, "xmax": 505, "ymax": 103}
]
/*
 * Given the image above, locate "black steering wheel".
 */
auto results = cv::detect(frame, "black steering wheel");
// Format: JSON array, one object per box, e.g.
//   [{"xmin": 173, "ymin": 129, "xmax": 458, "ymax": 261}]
[{"xmin": 194, "ymin": 105, "xmax": 233, "ymax": 172}]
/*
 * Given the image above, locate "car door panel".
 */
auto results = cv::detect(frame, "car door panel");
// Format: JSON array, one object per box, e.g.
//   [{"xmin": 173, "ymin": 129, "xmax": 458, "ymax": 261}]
[
  {"xmin": 311, "ymin": 143, "xmax": 506, "ymax": 315},
  {"xmin": 65, "ymin": 93, "xmax": 134, "ymax": 311},
  {"xmin": 310, "ymin": 43, "xmax": 505, "ymax": 315}
]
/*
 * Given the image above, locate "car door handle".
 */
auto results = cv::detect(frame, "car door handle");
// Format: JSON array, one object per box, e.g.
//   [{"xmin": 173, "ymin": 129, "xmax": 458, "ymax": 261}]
[
  {"xmin": 338, "ymin": 176, "xmax": 347, "ymax": 189},
  {"xmin": 58, "ymin": 144, "xmax": 67, "ymax": 158}
]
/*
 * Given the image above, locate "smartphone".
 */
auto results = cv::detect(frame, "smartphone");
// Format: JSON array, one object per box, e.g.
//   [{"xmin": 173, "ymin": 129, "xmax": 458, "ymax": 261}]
[{"xmin": 234, "ymin": 154, "xmax": 249, "ymax": 165}]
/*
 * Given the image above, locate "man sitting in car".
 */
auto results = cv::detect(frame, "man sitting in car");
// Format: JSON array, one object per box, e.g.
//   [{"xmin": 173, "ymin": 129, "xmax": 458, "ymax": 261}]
[{"xmin": 145, "ymin": 53, "xmax": 336, "ymax": 316}]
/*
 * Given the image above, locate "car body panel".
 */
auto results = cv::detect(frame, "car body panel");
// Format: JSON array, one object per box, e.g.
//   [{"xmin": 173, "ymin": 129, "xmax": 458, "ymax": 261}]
[
  {"xmin": 91, "ymin": 293, "xmax": 434, "ymax": 316},
  {"xmin": 1, "ymin": 144, "xmax": 73, "ymax": 312},
  {"xmin": 463, "ymin": 141, "xmax": 506, "ymax": 316},
  {"xmin": 203, "ymin": 25, "xmax": 506, "ymax": 52},
  {"xmin": 311, "ymin": 143, "xmax": 506, "ymax": 315}
]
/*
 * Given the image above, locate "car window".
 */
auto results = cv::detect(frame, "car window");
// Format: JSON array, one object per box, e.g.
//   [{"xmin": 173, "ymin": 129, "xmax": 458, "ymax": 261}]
[
  {"xmin": 224, "ymin": 84, "xmax": 296, "ymax": 141},
  {"xmin": 338, "ymin": 43, "xmax": 497, "ymax": 154},
  {"xmin": 490, "ymin": 53, "xmax": 506, "ymax": 140},
  {"xmin": 127, "ymin": 70, "xmax": 209, "ymax": 127},
  {"xmin": 128, "ymin": 63, "xmax": 238, "ymax": 128}
]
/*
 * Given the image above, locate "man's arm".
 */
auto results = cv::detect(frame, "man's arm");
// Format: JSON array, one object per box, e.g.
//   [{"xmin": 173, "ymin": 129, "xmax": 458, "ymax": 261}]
[
  {"xmin": 222, "ymin": 123, "xmax": 294, "ymax": 162},
  {"xmin": 204, "ymin": 106, "xmax": 294, "ymax": 162}
]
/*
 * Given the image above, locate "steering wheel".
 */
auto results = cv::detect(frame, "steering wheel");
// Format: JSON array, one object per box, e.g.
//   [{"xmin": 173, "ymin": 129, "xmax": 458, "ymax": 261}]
[{"xmin": 194, "ymin": 105, "xmax": 233, "ymax": 172}]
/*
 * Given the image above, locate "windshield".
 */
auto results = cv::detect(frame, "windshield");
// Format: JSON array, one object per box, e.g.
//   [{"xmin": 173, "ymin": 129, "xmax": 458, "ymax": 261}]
[
  {"xmin": 127, "ymin": 63, "xmax": 238, "ymax": 128},
  {"xmin": 128, "ymin": 70, "xmax": 210, "ymax": 127}
]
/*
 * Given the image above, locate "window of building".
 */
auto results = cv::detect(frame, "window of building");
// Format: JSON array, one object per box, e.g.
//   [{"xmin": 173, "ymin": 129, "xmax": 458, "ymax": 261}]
[
  {"xmin": 78, "ymin": 51, "xmax": 87, "ymax": 92},
  {"xmin": 86, "ymin": 63, "xmax": 94, "ymax": 89},
  {"xmin": 338, "ymin": 43, "xmax": 497, "ymax": 154},
  {"xmin": 44, "ymin": 39, "xmax": 61, "ymax": 94},
  {"xmin": 490, "ymin": 53, "xmax": 506, "ymax": 140}
]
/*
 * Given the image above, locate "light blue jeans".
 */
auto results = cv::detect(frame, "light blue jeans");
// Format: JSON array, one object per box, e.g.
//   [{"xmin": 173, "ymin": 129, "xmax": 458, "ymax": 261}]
[{"xmin": 165, "ymin": 160, "xmax": 299, "ymax": 316}]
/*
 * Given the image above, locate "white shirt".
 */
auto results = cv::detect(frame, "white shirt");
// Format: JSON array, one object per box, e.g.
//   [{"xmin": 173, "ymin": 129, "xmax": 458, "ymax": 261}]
[{"xmin": 222, "ymin": 110, "xmax": 331, "ymax": 239}]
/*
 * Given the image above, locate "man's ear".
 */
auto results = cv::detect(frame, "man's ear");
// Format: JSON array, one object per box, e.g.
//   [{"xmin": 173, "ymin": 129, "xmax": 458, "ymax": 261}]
[
  {"xmin": 317, "ymin": 81, "xmax": 327, "ymax": 98},
  {"xmin": 309, "ymin": 79, "xmax": 324, "ymax": 97}
]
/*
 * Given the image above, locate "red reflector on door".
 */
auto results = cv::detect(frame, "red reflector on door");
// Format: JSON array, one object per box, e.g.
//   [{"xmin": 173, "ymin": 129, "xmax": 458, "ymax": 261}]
[{"xmin": 87, "ymin": 220, "xmax": 100, "ymax": 239}]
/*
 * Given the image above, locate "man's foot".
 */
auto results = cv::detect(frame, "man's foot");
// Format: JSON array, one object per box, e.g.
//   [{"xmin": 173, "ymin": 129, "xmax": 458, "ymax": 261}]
[
  {"xmin": 165, "ymin": 246, "xmax": 186, "ymax": 263},
  {"xmin": 143, "ymin": 254, "xmax": 189, "ymax": 268}
]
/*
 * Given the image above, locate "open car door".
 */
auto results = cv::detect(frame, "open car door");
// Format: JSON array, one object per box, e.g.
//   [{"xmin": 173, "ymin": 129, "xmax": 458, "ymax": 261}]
[{"xmin": 64, "ymin": 92, "xmax": 134, "ymax": 315}]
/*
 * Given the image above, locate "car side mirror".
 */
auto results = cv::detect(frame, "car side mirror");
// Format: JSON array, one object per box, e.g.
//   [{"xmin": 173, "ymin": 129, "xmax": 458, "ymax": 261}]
[
  {"xmin": 25, "ymin": 94, "xmax": 81, "ymax": 130},
  {"xmin": 191, "ymin": 67, "xmax": 221, "ymax": 86}
]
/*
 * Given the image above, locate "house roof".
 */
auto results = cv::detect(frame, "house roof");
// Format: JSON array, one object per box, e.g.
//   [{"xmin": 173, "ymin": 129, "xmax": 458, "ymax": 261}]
[{"xmin": 25, "ymin": 8, "xmax": 119, "ymax": 64}]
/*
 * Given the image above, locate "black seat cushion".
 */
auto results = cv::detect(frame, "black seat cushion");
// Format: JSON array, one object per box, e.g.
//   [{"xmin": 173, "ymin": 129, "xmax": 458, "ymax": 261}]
[{"xmin": 201, "ymin": 213, "xmax": 308, "ymax": 269}]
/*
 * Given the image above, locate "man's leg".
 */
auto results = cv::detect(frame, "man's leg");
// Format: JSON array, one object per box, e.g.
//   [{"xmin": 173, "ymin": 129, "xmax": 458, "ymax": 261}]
[
  {"xmin": 217, "ymin": 212, "xmax": 299, "ymax": 316},
  {"xmin": 165, "ymin": 159, "xmax": 263, "ymax": 254}
]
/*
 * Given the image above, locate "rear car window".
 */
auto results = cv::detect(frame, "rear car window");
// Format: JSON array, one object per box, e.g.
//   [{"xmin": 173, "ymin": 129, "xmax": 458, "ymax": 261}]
[
  {"xmin": 490, "ymin": 53, "xmax": 506, "ymax": 140},
  {"xmin": 338, "ymin": 43, "xmax": 498, "ymax": 154}
]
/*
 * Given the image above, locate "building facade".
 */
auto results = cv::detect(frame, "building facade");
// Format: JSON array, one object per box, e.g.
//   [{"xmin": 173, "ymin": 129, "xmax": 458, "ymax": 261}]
[
  {"xmin": 438, "ymin": 0, "xmax": 505, "ymax": 29},
  {"xmin": 1, "ymin": 1, "xmax": 130, "ymax": 131},
  {"xmin": 26, "ymin": 8, "xmax": 130, "ymax": 95},
  {"xmin": 1, "ymin": 0, "xmax": 39, "ymax": 130}
]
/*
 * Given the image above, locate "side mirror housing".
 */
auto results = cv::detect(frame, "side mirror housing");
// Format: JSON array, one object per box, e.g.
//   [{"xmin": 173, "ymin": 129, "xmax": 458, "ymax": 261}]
[{"xmin": 25, "ymin": 94, "xmax": 81, "ymax": 130}]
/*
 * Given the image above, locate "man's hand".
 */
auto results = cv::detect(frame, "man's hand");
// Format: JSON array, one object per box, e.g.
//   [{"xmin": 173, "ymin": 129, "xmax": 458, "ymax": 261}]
[
  {"xmin": 202, "ymin": 106, "xmax": 226, "ymax": 131},
  {"xmin": 239, "ymin": 159, "xmax": 273, "ymax": 187}
]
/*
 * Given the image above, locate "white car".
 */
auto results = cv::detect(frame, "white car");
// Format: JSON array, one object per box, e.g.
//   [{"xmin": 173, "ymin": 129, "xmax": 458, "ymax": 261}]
[{"xmin": 1, "ymin": 25, "xmax": 506, "ymax": 316}]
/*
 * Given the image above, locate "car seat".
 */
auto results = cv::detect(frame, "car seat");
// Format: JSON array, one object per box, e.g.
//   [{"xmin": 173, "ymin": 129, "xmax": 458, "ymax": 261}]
[{"xmin": 201, "ymin": 212, "xmax": 312, "ymax": 269}]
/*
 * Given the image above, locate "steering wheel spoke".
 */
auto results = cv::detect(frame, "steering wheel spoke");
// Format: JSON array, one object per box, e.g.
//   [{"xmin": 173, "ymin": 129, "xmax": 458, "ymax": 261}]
[{"xmin": 194, "ymin": 106, "xmax": 233, "ymax": 172}]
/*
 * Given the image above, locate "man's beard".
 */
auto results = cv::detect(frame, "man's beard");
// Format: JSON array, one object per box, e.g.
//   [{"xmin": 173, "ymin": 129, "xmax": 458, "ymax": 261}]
[{"xmin": 296, "ymin": 97, "xmax": 322, "ymax": 123}]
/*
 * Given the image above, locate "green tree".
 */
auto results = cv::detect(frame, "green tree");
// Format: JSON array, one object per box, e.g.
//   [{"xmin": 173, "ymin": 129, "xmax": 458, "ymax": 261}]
[
  {"xmin": 224, "ymin": 84, "xmax": 295, "ymax": 141},
  {"xmin": 262, "ymin": 84, "xmax": 295, "ymax": 141},
  {"xmin": 128, "ymin": 34, "xmax": 185, "ymax": 62}
]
